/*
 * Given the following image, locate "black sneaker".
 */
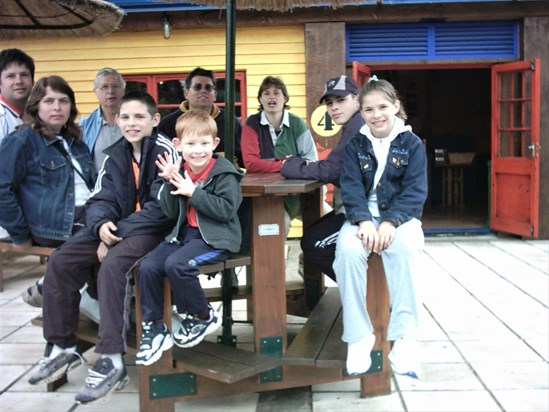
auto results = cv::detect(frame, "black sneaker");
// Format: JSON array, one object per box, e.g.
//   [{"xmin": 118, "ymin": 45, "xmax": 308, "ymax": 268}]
[
  {"xmin": 136, "ymin": 321, "xmax": 173, "ymax": 366},
  {"xmin": 75, "ymin": 357, "xmax": 129, "ymax": 405},
  {"xmin": 22, "ymin": 279, "xmax": 43, "ymax": 308},
  {"xmin": 172, "ymin": 305, "xmax": 222, "ymax": 348},
  {"xmin": 28, "ymin": 349, "xmax": 85, "ymax": 385}
]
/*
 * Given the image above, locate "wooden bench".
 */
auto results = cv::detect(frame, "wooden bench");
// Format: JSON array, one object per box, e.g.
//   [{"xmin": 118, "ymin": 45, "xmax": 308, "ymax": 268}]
[
  {"xmin": 30, "ymin": 256, "xmax": 262, "ymax": 388},
  {"xmin": 30, "ymin": 252, "xmax": 391, "ymax": 410},
  {"xmin": 0, "ymin": 242, "xmax": 54, "ymax": 292},
  {"xmin": 283, "ymin": 254, "xmax": 391, "ymax": 398}
]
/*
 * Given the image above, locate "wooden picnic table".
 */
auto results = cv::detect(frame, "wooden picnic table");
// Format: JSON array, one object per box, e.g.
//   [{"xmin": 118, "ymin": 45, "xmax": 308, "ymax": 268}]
[
  {"xmin": 240, "ymin": 172, "xmax": 324, "ymax": 354},
  {"xmin": 132, "ymin": 172, "xmax": 390, "ymax": 411}
]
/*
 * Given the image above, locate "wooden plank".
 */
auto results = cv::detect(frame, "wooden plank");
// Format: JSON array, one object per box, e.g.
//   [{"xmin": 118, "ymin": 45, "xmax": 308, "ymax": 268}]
[
  {"xmin": 224, "ymin": 255, "xmax": 251, "ymax": 269},
  {"xmin": 283, "ymin": 287, "xmax": 341, "ymax": 366},
  {"xmin": 315, "ymin": 310, "xmax": 345, "ymax": 368},
  {"xmin": 250, "ymin": 195, "xmax": 287, "ymax": 352},
  {"xmin": 172, "ymin": 341, "xmax": 280, "ymax": 384},
  {"xmin": 360, "ymin": 254, "xmax": 391, "ymax": 398}
]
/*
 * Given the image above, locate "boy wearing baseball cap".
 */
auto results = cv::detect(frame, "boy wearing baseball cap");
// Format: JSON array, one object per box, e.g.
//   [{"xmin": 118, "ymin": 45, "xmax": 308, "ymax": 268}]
[{"xmin": 281, "ymin": 75, "xmax": 364, "ymax": 281}]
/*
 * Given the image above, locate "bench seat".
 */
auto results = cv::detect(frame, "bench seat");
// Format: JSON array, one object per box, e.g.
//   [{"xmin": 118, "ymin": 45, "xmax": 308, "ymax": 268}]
[
  {"xmin": 0, "ymin": 243, "xmax": 55, "ymax": 292},
  {"xmin": 283, "ymin": 254, "xmax": 389, "ymax": 380},
  {"xmin": 172, "ymin": 341, "xmax": 280, "ymax": 384}
]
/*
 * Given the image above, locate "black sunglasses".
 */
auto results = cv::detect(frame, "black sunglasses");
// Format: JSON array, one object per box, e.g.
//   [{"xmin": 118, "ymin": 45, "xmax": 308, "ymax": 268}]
[{"xmin": 190, "ymin": 83, "xmax": 215, "ymax": 92}]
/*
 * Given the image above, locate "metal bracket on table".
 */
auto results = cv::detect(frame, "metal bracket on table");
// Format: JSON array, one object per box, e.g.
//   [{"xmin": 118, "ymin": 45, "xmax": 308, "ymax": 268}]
[
  {"xmin": 259, "ymin": 336, "xmax": 283, "ymax": 383},
  {"xmin": 150, "ymin": 372, "xmax": 197, "ymax": 399}
]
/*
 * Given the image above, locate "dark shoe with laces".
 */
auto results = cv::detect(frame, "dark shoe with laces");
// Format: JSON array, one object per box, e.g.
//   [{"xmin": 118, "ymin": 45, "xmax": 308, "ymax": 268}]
[
  {"xmin": 28, "ymin": 349, "xmax": 85, "ymax": 385},
  {"xmin": 75, "ymin": 357, "xmax": 129, "ymax": 405},
  {"xmin": 172, "ymin": 305, "xmax": 221, "ymax": 348},
  {"xmin": 136, "ymin": 321, "xmax": 173, "ymax": 366},
  {"xmin": 22, "ymin": 279, "xmax": 43, "ymax": 308}
]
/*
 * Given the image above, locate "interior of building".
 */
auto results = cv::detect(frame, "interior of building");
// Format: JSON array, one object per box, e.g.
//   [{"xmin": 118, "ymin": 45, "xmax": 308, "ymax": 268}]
[{"xmin": 374, "ymin": 68, "xmax": 492, "ymax": 235}]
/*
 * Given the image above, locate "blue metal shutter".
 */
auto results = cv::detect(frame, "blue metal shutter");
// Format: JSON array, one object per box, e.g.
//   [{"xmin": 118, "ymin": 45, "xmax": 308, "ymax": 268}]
[{"xmin": 346, "ymin": 21, "xmax": 518, "ymax": 61}]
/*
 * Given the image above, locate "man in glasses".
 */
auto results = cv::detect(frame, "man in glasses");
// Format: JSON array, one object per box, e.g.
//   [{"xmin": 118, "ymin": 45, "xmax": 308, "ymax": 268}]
[
  {"xmin": 158, "ymin": 67, "xmax": 243, "ymax": 167},
  {"xmin": 80, "ymin": 67, "xmax": 126, "ymax": 171}
]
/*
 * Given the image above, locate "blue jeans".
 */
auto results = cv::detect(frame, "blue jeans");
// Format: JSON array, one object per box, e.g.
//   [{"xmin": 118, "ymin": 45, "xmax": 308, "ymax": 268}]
[{"xmin": 333, "ymin": 218, "xmax": 424, "ymax": 343}]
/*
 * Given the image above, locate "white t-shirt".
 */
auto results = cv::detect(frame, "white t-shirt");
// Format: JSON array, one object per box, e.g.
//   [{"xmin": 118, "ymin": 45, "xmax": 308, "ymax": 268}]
[
  {"xmin": 0, "ymin": 100, "xmax": 23, "ymax": 239},
  {"xmin": 0, "ymin": 100, "xmax": 22, "ymax": 145}
]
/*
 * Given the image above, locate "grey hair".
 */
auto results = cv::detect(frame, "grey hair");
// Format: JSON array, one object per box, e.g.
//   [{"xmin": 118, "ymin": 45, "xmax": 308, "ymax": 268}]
[{"xmin": 93, "ymin": 67, "xmax": 126, "ymax": 90}]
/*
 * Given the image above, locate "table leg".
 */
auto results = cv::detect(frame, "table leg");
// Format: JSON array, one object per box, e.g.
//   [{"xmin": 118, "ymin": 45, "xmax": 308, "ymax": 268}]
[{"xmin": 250, "ymin": 195, "xmax": 287, "ymax": 353}]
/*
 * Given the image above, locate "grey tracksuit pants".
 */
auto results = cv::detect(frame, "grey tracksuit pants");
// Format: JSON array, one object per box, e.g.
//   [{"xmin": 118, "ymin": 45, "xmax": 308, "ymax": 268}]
[{"xmin": 333, "ymin": 218, "xmax": 424, "ymax": 343}]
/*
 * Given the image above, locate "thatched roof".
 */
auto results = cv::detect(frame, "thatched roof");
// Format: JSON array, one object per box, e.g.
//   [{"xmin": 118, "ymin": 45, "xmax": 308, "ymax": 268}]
[
  {"xmin": 0, "ymin": 0, "xmax": 124, "ymax": 40},
  {"xmin": 164, "ymin": 0, "xmax": 367, "ymax": 12}
]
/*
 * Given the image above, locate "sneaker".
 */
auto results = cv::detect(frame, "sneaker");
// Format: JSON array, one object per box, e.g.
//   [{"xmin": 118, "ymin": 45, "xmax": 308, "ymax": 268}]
[
  {"xmin": 345, "ymin": 333, "xmax": 376, "ymax": 376},
  {"xmin": 22, "ymin": 280, "xmax": 43, "ymax": 308},
  {"xmin": 80, "ymin": 289, "xmax": 100, "ymax": 324},
  {"xmin": 75, "ymin": 357, "xmax": 129, "ymax": 405},
  {"xmin": 298, "ymin": 252, "xmax": 304, "ymax": 278},
  {"xmin": 28, "ymin": 349, "xmax": 85, "ymax": 385},
  {"xmin": 219, "ymin": 270, "xmax": 239, "ymax": 289},
  {"xmin": 136, "ymin": 321, "xmax": 173, "ymax": 366},
  {"xmin": 172, "ymin": 305, "xmax": 222, "ymax": 348},
  {"xmin": 388, "ymin": 337, "xmax": 421, "ymax": 379},
  {"xmin": 231, "ymin": 270, "xmax": 239, "ymax": 288}
]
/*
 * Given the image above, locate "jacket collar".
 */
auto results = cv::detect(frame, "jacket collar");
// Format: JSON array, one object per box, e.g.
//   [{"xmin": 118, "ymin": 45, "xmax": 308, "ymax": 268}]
[{"xmin": 179, "ymin": 100, "xmax": 220, "ymax": 119}]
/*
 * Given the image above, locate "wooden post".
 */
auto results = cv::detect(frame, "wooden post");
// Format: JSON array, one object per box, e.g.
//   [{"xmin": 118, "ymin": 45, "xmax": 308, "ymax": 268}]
[{"xmin": 360, "ymin": 254, "xmax": 391, "ymax": 397}]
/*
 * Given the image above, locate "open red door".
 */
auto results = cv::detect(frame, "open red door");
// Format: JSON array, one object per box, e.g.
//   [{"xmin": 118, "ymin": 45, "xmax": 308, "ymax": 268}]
[
  {"xmin": 352, "ymin": 61, "xmax": 371, "ymax": 88},
  {"xmin": 491, "ymin": 59, "xmax": 540, "ymax": 238}
]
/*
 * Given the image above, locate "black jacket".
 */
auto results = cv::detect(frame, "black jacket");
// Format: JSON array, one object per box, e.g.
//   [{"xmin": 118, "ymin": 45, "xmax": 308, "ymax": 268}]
[
  {"xmin": 72, "ymin": 130, "xmax": 177, "ymax": 242},
  {"xmin": 281, "ymin": 111, "xmax": 364, "ymax": 187}
]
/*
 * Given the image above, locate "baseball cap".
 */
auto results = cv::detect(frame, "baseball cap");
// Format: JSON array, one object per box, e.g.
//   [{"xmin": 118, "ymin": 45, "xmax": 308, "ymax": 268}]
[{"xmin": 319, "ymin": 75, "xmax": 359, "ymax": 104}]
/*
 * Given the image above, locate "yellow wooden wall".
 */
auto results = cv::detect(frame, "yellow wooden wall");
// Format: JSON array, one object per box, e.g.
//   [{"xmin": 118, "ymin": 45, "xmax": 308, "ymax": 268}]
[{"xmin": 0, "ymin": 25, "xmax": 306, "ymax": 119}]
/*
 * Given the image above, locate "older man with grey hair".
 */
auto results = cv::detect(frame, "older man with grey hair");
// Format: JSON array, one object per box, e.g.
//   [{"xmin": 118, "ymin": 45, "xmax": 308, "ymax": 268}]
[{"xmin": 80, "ymin": 67, "xmax": 126, "ymax": 171}]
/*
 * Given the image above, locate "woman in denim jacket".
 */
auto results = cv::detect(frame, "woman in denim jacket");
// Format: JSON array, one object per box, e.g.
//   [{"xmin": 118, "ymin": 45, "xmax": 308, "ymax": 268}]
[
  {"xmin": 333, "ymin": 78, "xmax": 427, "ymax": 379},
  {"xmin": 0, "ymin": 76, "xmax": 95, "ymax": 251}
]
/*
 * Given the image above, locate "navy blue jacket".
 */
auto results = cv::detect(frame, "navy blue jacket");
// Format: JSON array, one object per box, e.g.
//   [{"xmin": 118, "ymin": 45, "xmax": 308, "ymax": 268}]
[
  {"xmin": 340, "ymin": 129, "xmax": 427, "ymax": 227},
  {"xmin": 72, "ymin": 129, "xmax": 177, "ymax": 242},
  {"xmin": 0, "ymin": 125, "xmax": 95, "ymax": 244}
]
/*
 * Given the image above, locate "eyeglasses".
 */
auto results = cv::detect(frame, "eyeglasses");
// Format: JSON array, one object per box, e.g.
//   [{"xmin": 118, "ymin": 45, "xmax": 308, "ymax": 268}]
[
  {"xmin": 97, "ymin": 84, "xmax": 123, "ymax": 92},
  {"xmin": 190, "ymin": 83, "xmax": 215, "ymax": 92}
]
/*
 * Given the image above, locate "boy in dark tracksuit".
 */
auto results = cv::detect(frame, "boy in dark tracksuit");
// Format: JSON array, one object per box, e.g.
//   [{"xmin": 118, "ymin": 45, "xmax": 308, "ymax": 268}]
[
  {"xmin": 281, "ymin": 75, "xmax": 364, "ymax": 281},
  {"xmin": 135, "ymin": 109, "xmax": 243, "ymax": 366},
  {"xmin": 28, "ymin": 92, "xmax": 177, "ymax": 405}
]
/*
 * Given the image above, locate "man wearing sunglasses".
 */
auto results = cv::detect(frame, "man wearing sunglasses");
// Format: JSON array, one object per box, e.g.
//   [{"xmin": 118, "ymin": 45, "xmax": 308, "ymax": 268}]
[{"xmin": 158, "ymin": 67, "xmax": 243, "ymax": 167}]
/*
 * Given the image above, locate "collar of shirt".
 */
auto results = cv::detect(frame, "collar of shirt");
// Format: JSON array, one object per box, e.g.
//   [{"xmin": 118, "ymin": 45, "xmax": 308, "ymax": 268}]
[
  {"xmin": 0, "ymin": 95, "xmax": 23, "ymax": 117},
  {"xmin": 260, "ymin": 109, "xmax": 290, "ymax": 129}
]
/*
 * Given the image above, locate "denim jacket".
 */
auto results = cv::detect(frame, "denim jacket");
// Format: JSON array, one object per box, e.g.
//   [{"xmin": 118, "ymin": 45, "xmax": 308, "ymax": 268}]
[
  {"xmin": 0, "ymin": 125, "xmax": 95, "ymax": 244},
  {"xmin": 79, "ymin": 107, "xmax": 102, "ymax": 152},
  {"xmin": 340, "ymin": 126, "xmax": 427, "ymax": 227}
]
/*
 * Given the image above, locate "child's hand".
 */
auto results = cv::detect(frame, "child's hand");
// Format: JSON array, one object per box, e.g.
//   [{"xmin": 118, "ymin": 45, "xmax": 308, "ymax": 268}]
[
  {"xmin": 357, "ymin": 220, "xmax": 378, "ymax": 254},
  {"xmin": 156, "ymin": 152, "xmax": 181, "ymax": 181},
  {"xmin": 169, "ymin": 170, "xmax": 196, "ymax": 197},
  {"xmin": 98, "ymin": 221, "xmax": 122, "ymax": 246},
  {"xmin": 376, "ymin": 221, "xmax": 396, "ymax": 254}
]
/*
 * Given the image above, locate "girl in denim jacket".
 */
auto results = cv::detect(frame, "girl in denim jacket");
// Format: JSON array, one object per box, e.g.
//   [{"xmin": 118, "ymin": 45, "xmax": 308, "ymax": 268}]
[{"xmin": 333, "ymin": 77, "xmax": 427, "ymax": 378}]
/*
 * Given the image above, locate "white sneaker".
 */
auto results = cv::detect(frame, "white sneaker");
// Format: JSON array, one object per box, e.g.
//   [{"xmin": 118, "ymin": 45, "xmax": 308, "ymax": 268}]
[
  {"xmin": 80, "ymin": 289, "xmax": 100, "ymax": 324},
  {"xmin": 346, "ymin": 333, "xmax": 376, "ymax": 375},
  {"xmin": 388, "ymin": 337, "xmax": 421, "ymax": 379}
]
